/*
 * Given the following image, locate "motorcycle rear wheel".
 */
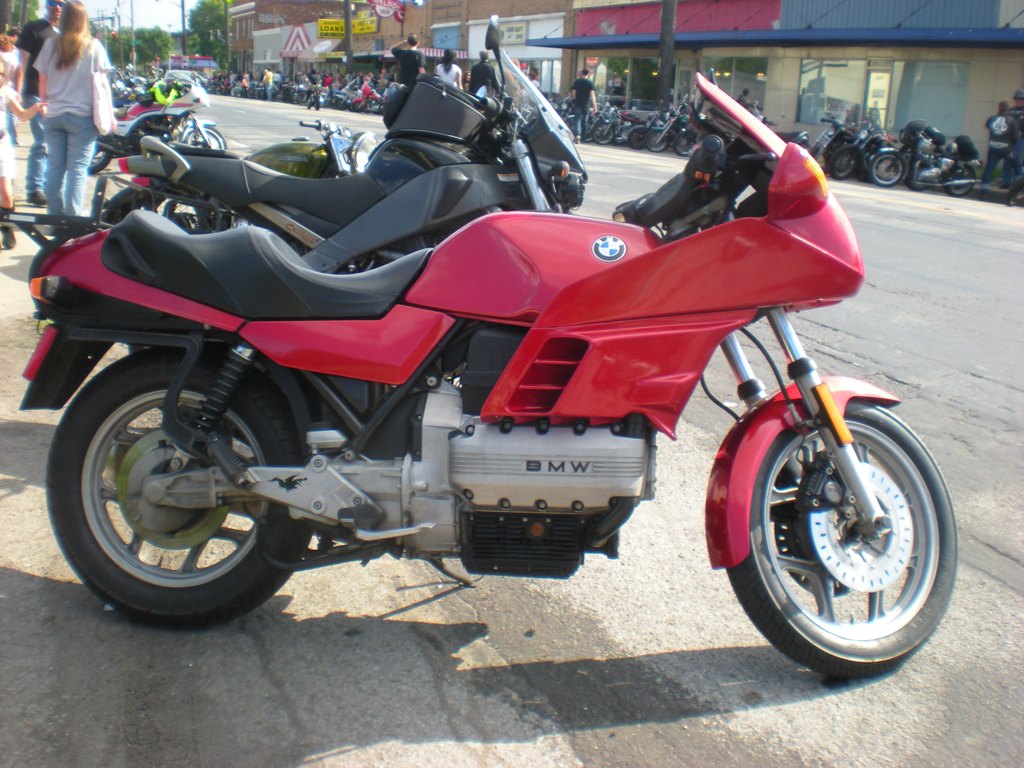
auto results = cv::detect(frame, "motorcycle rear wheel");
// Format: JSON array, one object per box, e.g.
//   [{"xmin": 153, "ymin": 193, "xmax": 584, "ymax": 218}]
[
  {"xmin": 47, "ymin": 351, "xmax": 310, "ymax": 626},
  {"xmin": 627, "ymin": 128, "xmax": 648, "ymax": 150},
  {"xmin": 100, "ymin": 188, "xmax": 162, "ymax": 227},
  {"xmin": 828, "ymin": 145, "xmax": 859, "ymax": 181},
  {"xmin": 867, "ymin": 153, "xmax": 905, "ymax": 188},
  {"xmin": 944, "ymin": 164, "xmax": 976, "ymax": 197},
  {"xmin": 88, "ymin": 146, "xmax": 113, "ymax": 175},
  {"xmin": 728, "ymin": 404, "xmax": 957, "ymax": 679}
]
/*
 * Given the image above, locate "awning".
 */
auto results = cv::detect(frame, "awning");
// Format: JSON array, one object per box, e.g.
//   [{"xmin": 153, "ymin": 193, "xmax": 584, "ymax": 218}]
[
  {"xmin": 527, "ymin": 26, "xmax": 1024, "ymax": 51},
  {"xmin": 370, "ymin": 47, "xmax": 468, "ymax": 60},
  {"xmin": 296, "ymin": 40, "xmax": 341, "ymax": 62}
]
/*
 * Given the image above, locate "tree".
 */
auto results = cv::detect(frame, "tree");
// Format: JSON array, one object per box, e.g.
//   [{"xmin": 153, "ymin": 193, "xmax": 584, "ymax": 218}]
[
  {"xmin": 189, "ymin": 0, "xmax": 229, "ymax": 68},
  {"xmin": 134, "ymin": 27, "xmax": 173, "ymax": 71}
]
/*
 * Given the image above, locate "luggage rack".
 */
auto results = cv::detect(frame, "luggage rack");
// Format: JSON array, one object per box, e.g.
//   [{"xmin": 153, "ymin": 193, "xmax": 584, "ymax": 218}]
[{"xmin": 1, "ymin": 175, "xmax": 114, "ymax": 280}]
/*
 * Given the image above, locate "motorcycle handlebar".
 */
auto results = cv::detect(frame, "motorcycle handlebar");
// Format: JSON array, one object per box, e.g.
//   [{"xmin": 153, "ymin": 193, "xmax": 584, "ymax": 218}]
[{"xmin": 299, "ymin": 120, "xmax": 324, "ymax": 131}]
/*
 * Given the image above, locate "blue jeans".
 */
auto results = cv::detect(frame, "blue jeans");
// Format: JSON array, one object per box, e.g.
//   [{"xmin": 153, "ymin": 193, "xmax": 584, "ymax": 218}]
[
  {"xmin": 25, "ymin": 95, "xmax": 46, "ymax": 195},
  {"xmin": 43, "ymin": 112, "xmax": 97, "ymax": 217},
  {"xmin": 1002, "ymin": 138, "xmax": 1024, "ymax": 185},
  {"xmin": 573, "ymin": 108, "xmax": 589, "ymax": 141},
  {"xmin": 5, "ymin": 106, "xmax": 17, "ymax": 145}
]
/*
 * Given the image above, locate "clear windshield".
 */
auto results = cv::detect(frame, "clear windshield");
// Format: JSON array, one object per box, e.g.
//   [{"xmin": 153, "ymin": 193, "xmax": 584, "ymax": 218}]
[{"xmin": 500, "ymin": 50, "xmax": 545, "ymax": 121}]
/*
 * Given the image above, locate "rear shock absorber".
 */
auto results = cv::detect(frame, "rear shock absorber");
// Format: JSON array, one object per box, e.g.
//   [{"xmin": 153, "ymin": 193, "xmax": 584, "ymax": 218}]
[{"xmin": 197, "ymin": 345, "xmax": 257, "ymax": 485}]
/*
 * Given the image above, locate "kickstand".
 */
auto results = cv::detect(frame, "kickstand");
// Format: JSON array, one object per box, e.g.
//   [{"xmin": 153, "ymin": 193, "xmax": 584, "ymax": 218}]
[{"xmin": 426, "ymin": 557, "xmax": 479, "ymax": 588}]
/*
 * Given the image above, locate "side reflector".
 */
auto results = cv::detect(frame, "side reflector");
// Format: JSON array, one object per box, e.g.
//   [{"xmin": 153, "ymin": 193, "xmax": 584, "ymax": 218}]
[
  {"xmin": 813, "ymin": 383, "xmax": 854, "ymax": 445},
  {"xmin": 23, "ymin": 325, "xmax": 58, "ymax": 381},
  {"xmin": 116, "ymin": 157, "xmax": 131, "ymax": 174}
]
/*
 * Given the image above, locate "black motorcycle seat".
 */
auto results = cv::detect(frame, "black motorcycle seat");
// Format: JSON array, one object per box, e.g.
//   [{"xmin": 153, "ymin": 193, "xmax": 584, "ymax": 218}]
[
  {"xmin": 170, "ymin": 143, "xmax": 239, "ymax": 160},
  {"xmin": 179, "ymin": 156, "xmax": 387, "ymax": 228},
  {"xmin": 101, "ymin": 211, "xmax": 431, "ymax": 319}
]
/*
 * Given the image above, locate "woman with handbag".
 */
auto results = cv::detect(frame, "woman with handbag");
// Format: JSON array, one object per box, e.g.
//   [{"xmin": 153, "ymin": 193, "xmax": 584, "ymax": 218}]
[{"xmin": 33, "ymin": 0, "xmax": 110, "ymax": 216}]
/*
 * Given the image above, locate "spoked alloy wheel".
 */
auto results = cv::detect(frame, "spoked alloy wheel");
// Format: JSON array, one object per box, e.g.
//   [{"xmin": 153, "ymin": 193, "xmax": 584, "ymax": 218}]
[
  {"xmin": 728, "ymin": 404, "xmax": 957, "ymax": 678},
  {"xmin": 47, "ymin": 352, "xmax": 309, "ymax": 625},
  {"xmin": 645, "ymin": 130, "xmax": 668, "ymax": 153},
  {"xmin": 100, "ymin": 188, "xmax": 162, "ymax": 227},
  {"xmin": 867, "ymin": 153, "xmax": 904, "ymax": 187}
]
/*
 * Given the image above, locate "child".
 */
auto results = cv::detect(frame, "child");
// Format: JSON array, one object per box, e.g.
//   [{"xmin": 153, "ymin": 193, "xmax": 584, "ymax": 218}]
[{"xmin": 0, "ymin": 57, "xmax": 45, "ymax": 249}]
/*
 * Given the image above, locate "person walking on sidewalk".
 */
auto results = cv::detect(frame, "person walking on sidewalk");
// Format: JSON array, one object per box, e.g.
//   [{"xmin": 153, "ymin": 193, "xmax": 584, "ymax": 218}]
[
  {"xmin": 15, "ymin": 0, "xmax": 61, "ymax": 208},
  {"xmin": 34, "ymin": 0, "xmax": 110, "ymax": 217},
  {"xmin": 570, "ymin": 68, "xmax": 597, "ymax": 144},
  {"xmin": 0, "ymin": 56, "xmax": 46, "ymax": 249},
  {"xmin": 0, "ymin": 34, "xmax": 21, "ymax": 146}
]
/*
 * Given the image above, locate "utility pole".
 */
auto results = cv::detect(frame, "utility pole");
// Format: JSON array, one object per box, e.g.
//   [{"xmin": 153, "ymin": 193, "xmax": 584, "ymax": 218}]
[
  {"xmin": 343, "ymin": 0, "xmax": 352, "ymax": 75},
  {"xmin": 657, "ymin": 0, "xmax": 677, "ymax": 108}
]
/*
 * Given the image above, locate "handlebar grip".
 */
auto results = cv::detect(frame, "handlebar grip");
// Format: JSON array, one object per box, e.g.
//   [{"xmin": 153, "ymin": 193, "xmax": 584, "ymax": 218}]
[{"xmin": 299, "ymin": 120, "xmax": 322, "ymax": 129}]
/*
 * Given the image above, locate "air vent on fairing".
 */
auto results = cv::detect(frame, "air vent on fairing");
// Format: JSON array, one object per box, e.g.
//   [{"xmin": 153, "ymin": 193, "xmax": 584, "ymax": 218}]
[{"xmin": 507, "ymin": 337, "xmax": 589, "ymax": 414}]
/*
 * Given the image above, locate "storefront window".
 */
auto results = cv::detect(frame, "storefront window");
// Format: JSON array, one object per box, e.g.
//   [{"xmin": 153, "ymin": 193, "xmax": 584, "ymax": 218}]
[
  {"xmin": 702, "ymin": 56, "xmax": 767, "ymax": 107},
  {"xmin": 890, "ymin": 61, "xmax": 970, "ymax": 135},
  {"xmin": 797, "ymin": 59, "xmax": 867, "ymax": 124}
]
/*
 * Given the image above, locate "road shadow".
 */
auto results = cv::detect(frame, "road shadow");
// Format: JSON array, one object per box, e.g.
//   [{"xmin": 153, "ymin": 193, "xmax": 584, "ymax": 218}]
[
  {"xmin": 0, "ymin": 418, "xmax": 54, "ymax": 499},
  {"xmin": 0, "ymin": 566, "xmax": 870, "ymax": 766}
]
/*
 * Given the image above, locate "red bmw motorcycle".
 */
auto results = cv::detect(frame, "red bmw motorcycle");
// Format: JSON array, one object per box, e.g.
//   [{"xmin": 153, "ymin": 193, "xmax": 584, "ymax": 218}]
[{"xmin": 22, "ymin": 73, "xmax": 956, "ymax": 679}]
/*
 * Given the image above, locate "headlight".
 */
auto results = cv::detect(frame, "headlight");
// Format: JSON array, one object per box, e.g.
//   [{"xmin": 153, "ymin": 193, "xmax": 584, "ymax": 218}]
[{"xmin": 352, "ymin": 133, "xmax": 379, "ymax": 174}]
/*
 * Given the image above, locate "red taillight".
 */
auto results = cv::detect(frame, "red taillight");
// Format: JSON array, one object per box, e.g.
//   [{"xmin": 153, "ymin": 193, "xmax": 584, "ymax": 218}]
[
  {"xmin": 767, "ymin": 143, "xmax": 830, "ymax": 220},
  {"xmin": 130, "ymin": 176, "xmax": 151, "ymax": 187},
  {"xmin": 23, "ymin": 325, "xmax": 58, "ymax": 381},
  {"xmin": 116, "ymin": 157, "xmax": 130, "ymax": 173}
]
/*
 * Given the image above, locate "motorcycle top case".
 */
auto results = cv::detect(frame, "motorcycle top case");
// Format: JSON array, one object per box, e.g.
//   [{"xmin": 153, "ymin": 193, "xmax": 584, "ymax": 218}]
[{"xmin": 385, "ymin": 75, "xmax": 486, "ymax": 144}]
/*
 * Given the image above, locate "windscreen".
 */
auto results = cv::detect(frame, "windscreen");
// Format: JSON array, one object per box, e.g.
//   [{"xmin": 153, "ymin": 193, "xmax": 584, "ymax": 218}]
[{"xmin": 690, "ymin": 72, "xmax": 786, "ymax": 158}]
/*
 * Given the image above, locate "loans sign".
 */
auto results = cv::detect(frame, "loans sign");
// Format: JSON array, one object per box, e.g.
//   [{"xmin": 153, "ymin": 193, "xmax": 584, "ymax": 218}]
[{"xmin": 317, "ymin": 14, "xmax": 379, "ymax": 38}]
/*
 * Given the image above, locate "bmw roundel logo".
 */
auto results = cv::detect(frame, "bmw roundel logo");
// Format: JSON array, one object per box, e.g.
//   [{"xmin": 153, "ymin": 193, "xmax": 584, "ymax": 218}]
[{"xmin": 592, "ymin": 235, "xmax": 627, "ymax": 262}]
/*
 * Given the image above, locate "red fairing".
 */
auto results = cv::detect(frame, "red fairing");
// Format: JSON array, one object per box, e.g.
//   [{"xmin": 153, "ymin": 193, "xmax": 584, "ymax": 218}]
[
  {"xmin": 481, "ymin": 311, "xmax": 754, "ymax": 437},
  {"xmin": 240, "ymin": 306, "xmax": 454, "ymax": 385},
  {"xmin": 704, "ymin": 377, "xmax": 900, "ymax": 569},
  {"xmin": 22, "ymin": 324, "xmax": 58, "ymax": 381},
  {"xmin": 37, "ymin": 231, "xmax": 244, "ymax": 331},
  {"xmin": 404, "ymin": 212, "xmax": 662, "ymax": 324}
]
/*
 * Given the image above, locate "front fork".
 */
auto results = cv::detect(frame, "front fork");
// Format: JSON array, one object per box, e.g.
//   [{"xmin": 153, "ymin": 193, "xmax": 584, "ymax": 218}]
[{"xmin": 719, "ymin": 309, "xmax": 887, "ymax": 536}]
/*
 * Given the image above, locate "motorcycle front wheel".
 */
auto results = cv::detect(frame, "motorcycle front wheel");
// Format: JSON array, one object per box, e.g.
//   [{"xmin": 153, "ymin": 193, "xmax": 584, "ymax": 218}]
[
  {"xmin": 867, "ymin": 152, "xmax": 905, "ymax": 188},
  {"xmin": 828, "ymin": 145, "xmax": 860, "ymax": 181},
  {"xmin": 591, "ymin": 123, "xmax": 614, "ymax": 145},
  {"xmin": 88, "ymin": 146, "xmax": 113, "ymax": 175},
  {"xmin": 178, "ymin": 125, "xmax": 227, "ymax": 151},
  {"xmin": 1007, "ymin": 175, "xmax": 1024, "ymax": 206},
  {"xmin": 673, "ymin": 133, "xmax": 694, "ymax": 156},
  {"xmin": 47, "ymin": 351, "xmax": 311, "ymax": 626},
  {"xmin": 645, "ymin": 130, "xmax": 668, "ymax": 153},
  {"xmin": 728, "ymin": 404, "xmax": 957, "ymax": 679}
]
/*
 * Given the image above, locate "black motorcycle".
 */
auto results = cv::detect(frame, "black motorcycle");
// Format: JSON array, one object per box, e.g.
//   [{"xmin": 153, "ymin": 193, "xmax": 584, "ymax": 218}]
[
  {"xmin": 644, "ymin": 108, "xmax": 698, "ymax": 156},
  {"xmin": 102, "ymin": 22, "xmax": 585, "ymax": 274},
  {"xmin": 829, "ymin": 121, "xmax": 899, "ymax": 182},
  {"xmin": 899, "ymin": 123, "xmax": 979, "ymax": 197},
  {"xmin": 590, "ymin": 106, "xmax": 645, "ymax": 146}
]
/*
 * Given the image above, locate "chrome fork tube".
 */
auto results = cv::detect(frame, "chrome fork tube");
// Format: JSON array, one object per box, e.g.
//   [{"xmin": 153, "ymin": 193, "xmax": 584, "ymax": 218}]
[
  {"xmin": 513, "ymin": 137, "xmax": 552, "ymax": 211},
  {"xmin": 719, "ymin": 333, "xmax": 767, "ymax": 409},
  {"xmin": 765, "ymin": 308, "xmax": 886, "ymax": 533}
]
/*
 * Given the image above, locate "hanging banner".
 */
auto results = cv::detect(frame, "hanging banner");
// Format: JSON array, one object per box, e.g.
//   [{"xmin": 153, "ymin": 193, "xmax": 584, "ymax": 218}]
[
  {"xmin": 368, "ymin": 0, "xmax": 405, "ymax": 24},
  {"xmin": 318, "ymin": 14, "xmax": 379, "ymax": 38}
]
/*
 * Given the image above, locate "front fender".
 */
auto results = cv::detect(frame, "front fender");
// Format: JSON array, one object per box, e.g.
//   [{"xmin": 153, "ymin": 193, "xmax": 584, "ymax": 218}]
[{"xmin": 704, "ymin": 376, "xmax": 899, "ymax": 569}]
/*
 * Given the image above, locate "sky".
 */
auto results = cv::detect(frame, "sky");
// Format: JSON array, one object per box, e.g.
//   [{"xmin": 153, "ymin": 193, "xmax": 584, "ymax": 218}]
[{"xmin": 83, "ymin": 0, "xmax": 200, "ymax": 36}]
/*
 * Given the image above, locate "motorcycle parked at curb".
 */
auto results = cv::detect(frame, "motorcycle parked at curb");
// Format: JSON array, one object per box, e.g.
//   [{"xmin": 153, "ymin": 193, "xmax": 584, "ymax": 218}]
[
  {"xmin": 898, "ymin": 124, "xmax": 980, "ymax": 197},
  {"xmin": 828, "ymin": 121, "xmax": 899, "ymax": 182},
  {"xmin": 645, "ymin": 108, "xmax": 698, "ymax": 156},
  {"xmin": 100, "ymin": 42, "xmax": 586, "ymax": 271},
  {"xmin": 590, "ymin": 106, "xmax": 646, "ymax": 146},
  {"xmin": 101, "ymin": 119, "xmax": 380, "ymax": 235},
  {"xmin": 22, "ymin": 53, "xmax": 956, "ymax": 680},
  {"xmin": 90, "ymin": 78, "xmax": 224, "ymax": 175}
]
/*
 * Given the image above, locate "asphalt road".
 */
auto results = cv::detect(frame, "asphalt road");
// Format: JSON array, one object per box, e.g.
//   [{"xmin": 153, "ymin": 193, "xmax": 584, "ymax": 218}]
[{"xmin": 0, "ymin": 95, "xmax": 1021, "ymax": 767}]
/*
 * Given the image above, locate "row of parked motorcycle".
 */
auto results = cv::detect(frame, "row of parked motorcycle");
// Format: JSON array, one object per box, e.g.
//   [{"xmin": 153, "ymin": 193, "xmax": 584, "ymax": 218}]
[
  {"xmin": 555, "ymin": 98, "xmax": 997, "ymax": 198},
  {"xmin": 208, "ymin": 73, "xmax": 386, "ymax": 114}
]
